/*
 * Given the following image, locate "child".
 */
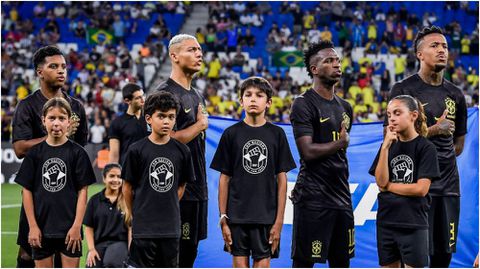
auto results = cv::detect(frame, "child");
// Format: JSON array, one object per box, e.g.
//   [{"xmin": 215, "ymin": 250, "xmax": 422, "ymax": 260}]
[
  {"xmin": 83, "ymin": 163, "xmax": 128, "ymax": 268},
  {"xmin": 15, "ymin": 97, "xmax": 96, "ymax": 267},
  {"xmin": 210, "ymin": 77, "xmax": 296, "ymax": 267},
  {"xmin": 369, "ymin": 95, "xmax": 440, "ymax": 267},
  {"xmin": 122, "ymin": 91, "xmax": 195, "ymax": 268}
]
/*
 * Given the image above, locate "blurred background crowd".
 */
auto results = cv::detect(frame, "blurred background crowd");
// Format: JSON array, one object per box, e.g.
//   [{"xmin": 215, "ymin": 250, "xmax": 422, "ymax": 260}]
[{"xmin": 1, "ymin": 1, "xmax": 478, "ymax": 144}]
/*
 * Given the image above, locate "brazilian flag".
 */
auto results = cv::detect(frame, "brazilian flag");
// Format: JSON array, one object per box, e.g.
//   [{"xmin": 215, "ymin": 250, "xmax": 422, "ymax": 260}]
[
  {"xmin": 87, "ymin": 28, "xmax": 115, "ymax": 45},
  {"xmin": 273, "ymin": 51, "xmax": 304, "ymax": 67}
]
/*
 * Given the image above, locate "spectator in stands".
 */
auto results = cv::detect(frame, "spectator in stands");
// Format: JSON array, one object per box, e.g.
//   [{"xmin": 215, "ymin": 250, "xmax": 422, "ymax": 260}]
[
  {"xmin": 394, "ymin": 22, "xmax": 406, "ymax": 42},
  {"xmin": 226, "ymin": 25, "xmax": 239, "ymax": 53},
  {"xmin": 352, "ymin": 19, "xmax": 365, "ymax": 47},
  {"xmin": 216, "ymin": 27, "xmax": 228, "ymax": 52},
  {"xmin": 320, "ymin": 26, "xmax": 332, "ymax": 41},
  {"xmin": 303, "ymin": 10, "xmax": 315, "ymax": 30},
  {"xmin": 89, "ymin": 117, "xmax": 107, "ymax": 144},
  {"xmin": 380, "ymin": 69, "xmax": 391, "ymax": 101},
  {"xmin": 196, "ymin": 27, "xmax": 206, "ymax": 51},
  {"xmin": 112, "ymin": 15, "xmax": 126, "ymax": 42},
  {"xmin": 74, "ymin": 20, "xmax": 86, "ymax": 38},
  {"xmin": 365, "ymin": 39, "xmax": 379, "ymax": 54},
  {"xmin": 394, "ymin": 52, "xmax": 407, "ymax": 81},
  {"xmin": 251, "ymin": 10, "xmax": 264, "ymax": 27},
  {"xmin": 308, "ymin": 24, "xmax": 321, "ymax": 43},
  {"xmin": 53, "ymin": 3, "xmax": 66, "ymax": 19},
  {"xmin": 461, "ymin": 35, "xmax": 471, "ymax": 55},
  {"xmin": 207, "ymin": 53, "xmax": 222, "ymax": 79},
  {"xmin": 33, "ymin": 2, "xmax": 46, "ymax": 18},
  {"xmin": 232, "ymin": 47, "xmax": 246, "ymax": 67},
  {"xmin": 205, "ymin": 28, "xmax": 217, "ymax": 52},
  {"xmin": 238, "ymin": 28, "xmax": 256, "ymax": 48}
]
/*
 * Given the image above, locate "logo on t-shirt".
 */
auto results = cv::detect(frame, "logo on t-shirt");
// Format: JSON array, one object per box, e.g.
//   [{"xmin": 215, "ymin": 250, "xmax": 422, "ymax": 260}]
[
  {"xmin": 149, "ymin": 157, "xmax": 175, "ymax": 192},
  {"xmin": 242, "ymin": 139, "xmax": 268, "ymax": 174},
  {"xmin": 390, "ymin": 154, "xmax": 414, "ymax": 183},
  {"xmin": 42, "ymin": 158, "xmax": 67, "ymax": 192}
]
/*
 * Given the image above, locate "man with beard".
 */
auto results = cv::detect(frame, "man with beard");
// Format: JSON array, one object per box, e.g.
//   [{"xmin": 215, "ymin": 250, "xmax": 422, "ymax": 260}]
[
  {"xmin": 289, "ymin": 40, "xmax": 354, "ymax": 268},
  {"xmin": 155, "ymin": 34, "xmax": 209, "ymax": 267},
  {"xmin": 387, "ymin": 26, "xmax": 467, "ymax": 268}
]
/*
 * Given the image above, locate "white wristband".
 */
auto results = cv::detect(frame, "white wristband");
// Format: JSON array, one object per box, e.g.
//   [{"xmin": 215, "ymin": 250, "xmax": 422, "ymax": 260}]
[{"xmin": 218, "ymin": 214, "xmax": 229, "ymax": 227}]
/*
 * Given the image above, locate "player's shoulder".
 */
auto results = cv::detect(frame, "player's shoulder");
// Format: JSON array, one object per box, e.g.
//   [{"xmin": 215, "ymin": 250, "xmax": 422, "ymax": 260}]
[
  {"xmin": 393, "ymin": 74, "xmax": 421, "ymax": 88},
  {"xmin": 292, "ymin": 90, "xmax": 314, "ymax": 108},
  {"xmin": 335, "ymin": 94, "xmax": 352, "ymax": 110},
  {"xmin": 155, "ymin": 79, "xmax": 182, "ymax": 95},
  {"xmin": 442, "ymin": 78, "xmax": 464, "ymax": 96},
  {"xmin": 16, "ymin": 90, "xmax": 40, "ymax": 109},
  {"xmin": 154, "ymin": 80, "xmax": 170, "ymax": 92}
]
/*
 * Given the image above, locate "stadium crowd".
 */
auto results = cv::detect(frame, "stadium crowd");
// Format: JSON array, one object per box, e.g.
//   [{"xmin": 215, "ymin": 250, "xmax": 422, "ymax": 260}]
[{"xmin": 1, "ymin": 1, "xmax": 479, "ymax": 143}]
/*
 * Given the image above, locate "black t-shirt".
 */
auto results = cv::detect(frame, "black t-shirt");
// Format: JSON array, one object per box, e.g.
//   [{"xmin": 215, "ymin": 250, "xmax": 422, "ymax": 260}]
[
  {"xmin": 210, "ymin": 121, "xmax": 296, "ymax": 224},
  {"xmin": 109, "ymin": 113, "xmax": 150, "ymax": 165},
  {"xmin": 83, "ymin": 189, "xmax": 128, "ymax": 244},
  {"xmin": 369, "ymin": 136, "xmax": 440, "ymax": 229},
  {"xmin": 386, "ymin": 74, "xmax": 467, "ymax": 196},
  {"xmin": 289, "ymin": 89, "xmax": 353, "ymax": 210},
  {"xmin": 122, "ymin": 137, "xmax": 195, "ymax": 239},
  {"xmin": 155, "ymin": 78, "xmax": 207, "ymax": 201},
  {"xmin": 12, "ymin": 90, "xmax": 88, "ymax": 146},
  {"xmin": 14, "ymin": 140, "xmax": 96, "ymax": 238}
]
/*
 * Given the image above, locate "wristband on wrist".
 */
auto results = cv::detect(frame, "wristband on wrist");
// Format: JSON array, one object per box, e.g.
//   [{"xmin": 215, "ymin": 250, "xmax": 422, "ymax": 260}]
[{"xmin": 218, "ymin": 213, "xmax": 229, "ymax": 227}]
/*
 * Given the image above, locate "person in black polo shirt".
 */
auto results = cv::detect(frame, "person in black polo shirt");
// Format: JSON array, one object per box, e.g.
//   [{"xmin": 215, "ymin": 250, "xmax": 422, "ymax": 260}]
[
  {"xmin": 370, "ymin": 95, "xmax": 440, "ymax": 267},
  {"xmin": 15, "ymin": 98, "xmax": 96, "ymax": 267},
  {"xmin": 11, "ymin": 45, "xmax": 88, "ymax": 268},
  {"xmin": 108, "ymin": 83, "xmax": 149, "ymax": 164},
  {"xmin": 386, "ymin": 26, "xmax": 467, "ymax": 268},
  {"xmin": 84, "ymin": 163, "xmax": 128, "ymax": 268},
  {"xmin": 211, "ymin": 77, "xmax": 296, "ymax": 267},
  {"xmin": 289, "ymin": 40, "xmax": 354, "ymax": 268},
  {"xmin": 155, "ymin": 34, "xmax": 208, "ymax": 267},
  {"xmin": 122, "ymin": 91, "xmax": 196, "ymax": 268}
]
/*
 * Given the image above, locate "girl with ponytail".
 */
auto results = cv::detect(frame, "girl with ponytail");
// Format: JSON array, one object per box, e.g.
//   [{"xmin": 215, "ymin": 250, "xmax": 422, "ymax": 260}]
[
  {"xmin": 83, "ymin": 163, "xmax": 129, "ymax": 268},
  {"xmin": 368, "ymin": 95, "xmax": 441, "ymax": 268}
]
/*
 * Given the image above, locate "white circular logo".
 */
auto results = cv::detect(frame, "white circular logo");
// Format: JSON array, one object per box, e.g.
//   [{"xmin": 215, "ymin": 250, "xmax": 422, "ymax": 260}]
[
  {"xmin": 42, "ymin": 158, "xmax": 67, "ymax": 192},
  {"xmin": 390, "ymin": 154, "xmax": 414, "ymax": 183},
  {"xmin": 242, "ymin": 139, "xmax": 268, "ymax": 174},
  {"xmin": 149, "ymin": 157, "xmax": 175, "ymax": 192}
]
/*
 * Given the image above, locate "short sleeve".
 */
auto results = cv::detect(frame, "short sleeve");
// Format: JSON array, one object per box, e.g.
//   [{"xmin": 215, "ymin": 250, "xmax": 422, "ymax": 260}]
[
  {"xmin": 73, "ymin": 102, "xmax": 88, "ymax": 146},
  {"xmin": 74, "ymin": 147, "xmax": 96, "ymax": 189},
  {"xmin": 368, "ymin": 146, "xmax": 382, "ymax": 176},
  {"xmin": 108, "ymin": 118, "xmax": 121, "ymax": 140},
  {"xmin": 181, "ymin": 147, "xmax": 196, "ymax": 184},
  {"xmin": 12, "ymin": 100, "xmax": 33, "ymax": 143},
  {"xmin": 290, "ymin": 97, "xmax": 314, "ymax": 139},
  {"xmin": 14, "ymin": 152, "xmax": 36, "ymax": 191},
  {"xmin": 454, "ymin": 89, "xmax": 467, "ymax": 137},
  {"xmin": 210, "ymin": 130, "xmax": 233, "ymax": 176},
  {"xmin": 121, "ymin": 146, "xmax": 139, "ymax": 186},
  {"xmin": 417, "ymin": 142, "xmax": 441, "ymax": 181},
  {"xmin": 83, "ymin": 196, "xmax": 96, "ymax": 227},
  {"xmin": 275, "ymin": 128, "xmax": 296, "ymax": 174}
]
